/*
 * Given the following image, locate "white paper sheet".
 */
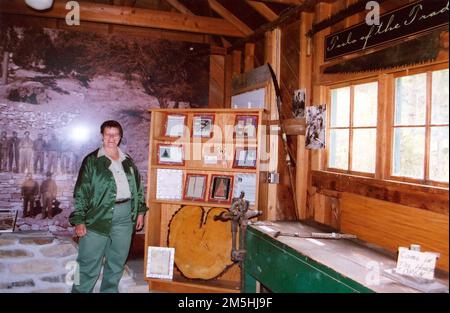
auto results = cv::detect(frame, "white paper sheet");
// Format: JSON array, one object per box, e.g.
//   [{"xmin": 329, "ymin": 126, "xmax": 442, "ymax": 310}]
[
  {"xmin": 165, "ymin": 115, "xmax": 185, "ymax": 137},
  {"xmin": 156, "ymin": 169, "xmax": 183, "ymax": 200},
  {"xmin": 146, "ymin": 246, "xmax": 175, "ymax": 279}
]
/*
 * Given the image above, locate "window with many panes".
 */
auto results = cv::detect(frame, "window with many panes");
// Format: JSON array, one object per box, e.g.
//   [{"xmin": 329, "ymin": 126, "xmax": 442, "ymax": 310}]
[
  {"xmin": 391, "ymin": 68, "xmax": 449, "ymax": 184},
  {"xmin": 328, "ymin": 82, "xmax": 378, "ymax": 175}
]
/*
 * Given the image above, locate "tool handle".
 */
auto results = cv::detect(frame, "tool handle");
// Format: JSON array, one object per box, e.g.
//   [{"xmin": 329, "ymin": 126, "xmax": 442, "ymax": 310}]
[{"xmin": 311, "ymin": 232, "xmax": 357, "ymax": 239}]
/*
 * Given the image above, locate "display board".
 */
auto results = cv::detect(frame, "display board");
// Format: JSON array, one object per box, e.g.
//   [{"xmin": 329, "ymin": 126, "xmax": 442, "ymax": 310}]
[{"xmin": 144, "ymin": 108, "xmax": 265, "ymax": 292}]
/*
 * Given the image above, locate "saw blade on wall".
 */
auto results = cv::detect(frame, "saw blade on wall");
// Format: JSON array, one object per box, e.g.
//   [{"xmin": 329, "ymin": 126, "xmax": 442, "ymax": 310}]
[{"xmin": 324, "ymin": 30, "xmax": 442, "ymax": 74}]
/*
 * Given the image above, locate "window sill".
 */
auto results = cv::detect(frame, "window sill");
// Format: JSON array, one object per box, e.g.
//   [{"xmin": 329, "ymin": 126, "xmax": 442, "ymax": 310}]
[{"xmin": 311, "ymin": 170, "xmax": 449, "ymax": 215}]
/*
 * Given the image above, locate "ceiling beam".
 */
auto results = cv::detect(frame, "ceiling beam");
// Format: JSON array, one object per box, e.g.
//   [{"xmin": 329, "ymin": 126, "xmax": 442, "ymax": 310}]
[
  {"xmin": 0, "ymin": 13, "xmax": 215, "ymax": 44},
  {"xmin": 249, "ymin": 0, "xmax": 305, "ymax": 4},
  {"xmin": 246, "ymin": 0, "xmax": 278, "ymax": 22},
  {"xmin": 112, "ymin": 0, "xmax": 137, "ymax": 6},
  {"xmin": 163, "ymin": 0, "xmax": 194, "ymax": 14},
  {"xmin": 163, "ymin": 0, "xmax": 230, "ymax": 47},
  {"xmin": 229, "ymin": 0, "xmax": 316, "ymax": 50},
  {"xmin": 0, "ymin": 0, "xmax": 245, "ymax": 37},
  {"xmin": 207, "ymin": 0, "xmax": 253, "ymax": 36}
]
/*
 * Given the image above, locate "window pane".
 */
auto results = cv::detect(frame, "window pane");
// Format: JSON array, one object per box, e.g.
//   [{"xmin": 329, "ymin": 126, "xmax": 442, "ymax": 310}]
[
  {"xmin": 392, "ymin": 127, "xmax": 425, "ymax": 179},
  {"xmin": 329, "ymin": 129, "xmax": 349, "ymax": 170},
  {"xmin": 394, "ymin": 73, "xmax": 426, "ymax": 125},
  {"xmin": 352, "ymin": 129, "xmax": 377, "ymax": 173},
  {"xmin": 429, "ymin": 126, "xmax": 449, "ymax": 182},
  {"xmin": 354, "ymin": 82, "xmax": 378, "ymax": 127},
  {"xmin": 330, "ymin": 87, "xmax": 350, "ymax": 127},
  {"xmin": 431, "ymin": 69, "xmax": 449, "ymax": 124}
]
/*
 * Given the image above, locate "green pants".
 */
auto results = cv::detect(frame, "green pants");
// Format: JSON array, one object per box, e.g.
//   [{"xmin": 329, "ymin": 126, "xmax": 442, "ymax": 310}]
[{"xmin": 72, "ymin": 201, "xmax": 133, "ymax": 293}]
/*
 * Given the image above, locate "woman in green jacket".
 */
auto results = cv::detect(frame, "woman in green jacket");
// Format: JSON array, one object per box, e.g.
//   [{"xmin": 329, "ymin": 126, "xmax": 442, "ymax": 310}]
[{"xmin": 70, "ymin": 120, "xmax": 148, "ymax": 293}]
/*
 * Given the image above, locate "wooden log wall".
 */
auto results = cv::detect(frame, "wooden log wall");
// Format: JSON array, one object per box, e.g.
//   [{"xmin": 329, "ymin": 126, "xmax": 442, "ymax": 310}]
[
  {"xmin": 275, "ymin": 20, "xmax": 301, "ymax": 220},
  {"xmin": 209, "ymin": 48, "xmax": 226, "ymax": 108},
  {"xmin": 226, "ymin": 0, "xmax": 450, "ymax": 272}
]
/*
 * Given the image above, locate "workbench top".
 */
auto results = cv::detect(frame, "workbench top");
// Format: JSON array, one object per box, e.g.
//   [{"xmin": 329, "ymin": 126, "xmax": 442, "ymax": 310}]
[{"xmin": 247, "ymin": 221, "xmax": 449, "ymax": 293}]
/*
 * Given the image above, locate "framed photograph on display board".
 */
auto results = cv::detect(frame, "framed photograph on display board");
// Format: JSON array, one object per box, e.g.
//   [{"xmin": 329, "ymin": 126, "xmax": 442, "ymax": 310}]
[
  {"xmin": 146, "ymin": 246, "xmax": 175, "ymax": 280},
  {"xmin": 183, "ymin": 174, "xmax": 208, "ymax": 201},
  {"xmin": 157, "ymin": 144, "xmax": 184, "ymax": 165},
  {"xmin": 234, "ymin": 115, "xmax": 258, "ymax": 139},
  {"xmin": 208, "ymin": 175, "xmax": 233, "ymax": 204},
  {"xmin": 0, "ymin": 209, "xmax": 18, "ymax": 233},
  {"xmin": 233, "ymin": 173, "xmax": 257, "ymax": 205},
  {"xmin": 192, "ymin": 114, "xmax": 214, "ymax": 138},
  {"xmin": 233, "ymin": 147, "xmax": 257, "ymax": 169},
  {"xmin": 164, "ymin": 114, "xmax": 187, "ymax": 137}
]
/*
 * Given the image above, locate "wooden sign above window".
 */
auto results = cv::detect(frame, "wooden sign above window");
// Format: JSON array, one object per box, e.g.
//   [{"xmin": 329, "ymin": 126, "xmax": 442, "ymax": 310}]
[{"xmin": 324, "ymin": 0, "xmax": 449, "ymax": 61}]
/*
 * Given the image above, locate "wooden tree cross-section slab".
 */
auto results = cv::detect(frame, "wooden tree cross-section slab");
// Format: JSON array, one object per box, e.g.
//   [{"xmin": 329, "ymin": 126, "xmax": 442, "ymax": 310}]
[{"xmin": 168, "ymin": 205, "xmax": 234, "ymax": 280}]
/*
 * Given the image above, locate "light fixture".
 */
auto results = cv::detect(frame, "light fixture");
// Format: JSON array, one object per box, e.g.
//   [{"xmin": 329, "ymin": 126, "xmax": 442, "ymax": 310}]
[{"xmin": 25, "ymin": 0, "xmax": 54, "ymax": 11}]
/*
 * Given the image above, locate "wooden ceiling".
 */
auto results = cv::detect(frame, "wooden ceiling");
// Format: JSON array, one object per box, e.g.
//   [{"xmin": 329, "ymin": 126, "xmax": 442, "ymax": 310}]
[{"xmin": 0, "ymin": 0, "xmax": 334, "ymax": 47}]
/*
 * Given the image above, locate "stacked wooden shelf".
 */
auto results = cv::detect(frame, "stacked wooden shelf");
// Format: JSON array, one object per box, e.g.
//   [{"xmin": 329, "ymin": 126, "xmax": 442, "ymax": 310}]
[{"xmin": 144, "ymin": 108, "xmax": 266, "ymax": 293}]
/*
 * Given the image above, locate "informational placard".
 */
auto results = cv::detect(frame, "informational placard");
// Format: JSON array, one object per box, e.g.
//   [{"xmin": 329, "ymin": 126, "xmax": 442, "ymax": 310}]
[
  {"xmin": 146, "ymin": 246, "xmax": 175, "ymax": 280},
  {"xmin": 203, "ymin": 155, "xmax": 218, "ymax": 165},
  {"xmin": 165, "ymin": 114, "xmax": 186, "ymax": 137},
  {"xmin": 156, "ymin": 169, "xmax": 183, "ymax": 200},
  {"xmin": 395, "ymin": 247, "xmax": 438, "ymax": 280},
  {"xmin": 233, "ymin": 173, "xmax": 257, "ymax": 205}
]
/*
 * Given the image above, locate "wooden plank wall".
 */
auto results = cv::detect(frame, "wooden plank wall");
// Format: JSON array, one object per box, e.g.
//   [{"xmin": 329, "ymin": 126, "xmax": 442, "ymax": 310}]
[
  {"xmin": 275, "ymin": 20, "xmax": 301, "ymax": 221},
  {"xmin": 341, "ymin": 193, "xmax": 449, "ymax": 271},
  {"xmin": 307, "ymin": 0, "xmax": 449, "ymax": 273},
  {"xmin": 223, "ymin": 0, "xmax": 449, "ymax": 274},
  {"xmin": 227, "ymin": 25, "xmax": 302, "ymax": 221},
  {"xmin": 209, "ymin": 54, "xmax": 226, "ymax": 108}
]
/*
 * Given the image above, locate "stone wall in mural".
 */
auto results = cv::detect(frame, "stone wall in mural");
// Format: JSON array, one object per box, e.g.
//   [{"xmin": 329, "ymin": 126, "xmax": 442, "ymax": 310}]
[{"xmin": 0, "ymin": 26, "xmax": 210, "ymax": 234}]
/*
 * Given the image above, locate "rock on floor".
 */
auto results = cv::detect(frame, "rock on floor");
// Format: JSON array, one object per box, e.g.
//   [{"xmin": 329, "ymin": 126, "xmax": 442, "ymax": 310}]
[{"xmin": 0, "ymin": 231, "xmax": 149, "ymax": 293}]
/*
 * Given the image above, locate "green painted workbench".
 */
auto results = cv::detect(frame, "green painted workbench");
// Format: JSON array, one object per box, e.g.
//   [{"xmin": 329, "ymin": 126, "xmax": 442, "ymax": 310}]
[{"xmin": 243, "ymin": 221, "xmax": 449, "ymax": 293}]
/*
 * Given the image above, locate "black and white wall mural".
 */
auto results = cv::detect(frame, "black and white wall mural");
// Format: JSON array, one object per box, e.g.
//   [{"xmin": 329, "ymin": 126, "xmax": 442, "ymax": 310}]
[{"xmin": 0, "ymin": 25, "xmax": 210, "ymax": 233}]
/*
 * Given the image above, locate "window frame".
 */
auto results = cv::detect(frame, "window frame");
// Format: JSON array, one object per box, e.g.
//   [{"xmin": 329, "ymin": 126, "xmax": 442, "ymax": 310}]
[
  {"xmin": 322, "ymin": 63, "xmax": 449, "ymax": 189},
  {"xmin": 386, "ymin": 64, "xmax": 449, "ymax": 188},
  {"xmin": 325, "ymin": 78, "xmax": 380, "ymax": 178}
]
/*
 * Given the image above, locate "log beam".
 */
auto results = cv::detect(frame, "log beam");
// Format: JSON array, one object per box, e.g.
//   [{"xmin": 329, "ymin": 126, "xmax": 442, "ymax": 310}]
[
  {"xmin": 228, "ymin": 0, "xmax": 316, "ymax": 50},
  {"xmin": 163, "ymin": 0, "xmax": 194, "ymax": 14},
  {"xmin": 250, "ymin": 0, "xmax": 306, "ymax": 4},
  {"xmin": 244, "ymin": 42, "xmax": 255, "ymax": 72},
  {"xmin": 208, "ymin": 0, "xmax": 253, "ymax": 36},
  {"xmin": 163, "ymin": 0, "xmax": 231, "ymax": 47},
  {"xmin": 0, "ymin": 0, "xmax": 246, "ymax": 37},
  {"xmin": 246, "ymin": 1, "xmax": 278, "ymax": 22},
  {"xmin": 232, "ymin": 50, "xmax": 242, "ymax": 75},
  {"xmin": 0, "ymin": 13, "xmax": 215, "ymax": 45},
  {"xmin": 112, "ymin": 0, "xmax": 136, "ymax": 6}
]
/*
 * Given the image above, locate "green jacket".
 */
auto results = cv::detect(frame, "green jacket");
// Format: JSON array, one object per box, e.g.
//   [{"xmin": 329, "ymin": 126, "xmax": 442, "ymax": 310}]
[{"xmin": 69, "ymin": 148, "xmax": 148, "ymax": 235}]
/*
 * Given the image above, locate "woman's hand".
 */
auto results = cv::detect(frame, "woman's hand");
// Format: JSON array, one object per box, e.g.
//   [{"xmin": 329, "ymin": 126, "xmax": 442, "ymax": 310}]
[
  {"xmin": 136, "ymin": 214, "xmax": 144, "ymax": 231},
  {"xmin": 75, "ymin": 224, "xmax": 87, "ymax": 237}
]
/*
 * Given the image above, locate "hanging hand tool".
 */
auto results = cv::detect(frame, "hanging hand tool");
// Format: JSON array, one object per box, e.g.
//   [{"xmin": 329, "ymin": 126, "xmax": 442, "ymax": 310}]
[
  {"xmin": 273, "ymin": 231, "xmax": 357, "ymax": 239},
  {"xmin": 214, "ymin": 192, "xmax": 262, "ymax": 292},
  {"xmin": 267, "ymin": 63, "xmax": 299, "ymax": 221}
]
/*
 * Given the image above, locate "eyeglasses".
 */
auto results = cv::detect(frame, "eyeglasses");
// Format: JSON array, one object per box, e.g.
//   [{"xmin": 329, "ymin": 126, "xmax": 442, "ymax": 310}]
[{"xmin": 103, "ymin": 133, "xmax": 121, "ymax": 138}]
